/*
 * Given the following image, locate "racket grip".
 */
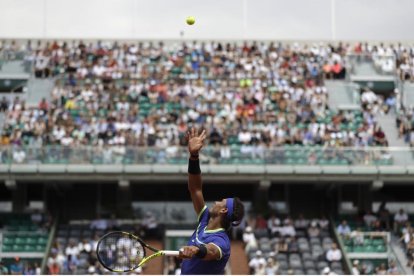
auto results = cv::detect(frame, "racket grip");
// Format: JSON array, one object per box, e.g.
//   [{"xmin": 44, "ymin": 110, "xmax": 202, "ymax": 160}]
[{"xmin": 163, "ymin": 250, "xmax": 180, "ymax": 256}]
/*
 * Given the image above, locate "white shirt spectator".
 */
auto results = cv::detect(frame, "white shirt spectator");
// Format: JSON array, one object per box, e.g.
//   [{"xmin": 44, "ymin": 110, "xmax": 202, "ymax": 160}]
[
  {"xmin": 337, "ymin": 222, "xmax": 351, "ymax": 236},
  {"xmin": 363, "ymin": 213, "xmax": 377, "ymax": 227},
  {"xmin": 13, "ymin": 150, "xmax": 26, "ymax": 163},
  {"xmin": 394, "ymin": 210, "xmax": 408, "ymax": 223},
  {"xmin": 281, "ymin": 223, "xmax": 296, "ymax": 237},
  {"xmin": 243, "ymin": 227, "xmax": 258, "ymax": 253},
  {"xmin": 326, "ymin": 246, "xmax": 342, "ymax": 262},
  {"xmin": 65, "ymin": 245, "xmax": 80, "ymax": 257},
  {"xmin": 249, "ymin": 252, "xmax": 266, "ymax": 271}
]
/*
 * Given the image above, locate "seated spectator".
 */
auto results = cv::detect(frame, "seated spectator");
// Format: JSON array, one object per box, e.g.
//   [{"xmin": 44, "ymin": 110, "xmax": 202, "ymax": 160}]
[
  {"xmin": 242, "ymin": 226, "xmax": 258, "ymax": 253},
  {"xmin": 142, "ymin": 211, "xmax": 159, "ymax": 238},
  {"xmin": 394, "ymin": 209, "xmax": 408, "ymax": 233},
  {"xmin": 326, "ymin": 243, "xmax": 342, "ymax": 262},
  {"xmin": 337, "ymin": 220, "xmax": 351, "ymax": 236},
  {"xmin": 375, "ymin": 263, "xmax": 387, "ymax": 275},
  {"xmin": 308, "ymin": 221, "xmax": 321, "ymax": 237},
  {"xmin": 350, "ymin": 228, "xmax": 364, "ymax": 246},
  {"xmin": 265, "ymin": 258, "xmax": 279, "ymax": 275},
  {"xmin": 65, "ymin": 241, "xmax": 80, "ymax": 259},
  {"xmin": 387, "ymin": 261, "xmax": 399, "ymax": 275},
  {"xmin": 248, "ymin": 250, "xmax": 266, "ymax": 275},
  {"xmin": 275, "ymin": 238, "xmax": 288, "ymax": 254},
  {"xmin": 90, "ymin": 216, "xmax": 108, "ymax": 230},
  {"xmin": 319, "ymin": 216, "xmax": 330, "ymax": 229},
  {"xmin": 10, "ymin": 257, "xmax": 23, "ymax": 275},
  {"xmin": 267, "ymin": 214, "xmax": 281, "ymax": 237},
  {"xmin": 352, "ymin": 260, "xmax": 360, "ymax": 275},
  {"xmin": 287, "ymin": 237, "xmax": 299, "ymax": 253},
  {"xmin": 280, "ymin": 220, "xmax": 296, "ymax": 237},
  {"xmin": 363, "ymin": 211, "xmax": 378, "ymax": 228},
  {"xmin": 295, "ymin": 214, "xmax": 309, "ymax": 230},
  {"xmin": 78, "ymin": 239, "xmax": 92, "ymax": 254}
]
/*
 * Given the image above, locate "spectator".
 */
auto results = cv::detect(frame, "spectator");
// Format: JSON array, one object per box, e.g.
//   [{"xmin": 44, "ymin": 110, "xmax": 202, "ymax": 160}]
[
  {"xmin": 65, "ymin": 240, "xmax": 80, "ymax": 260},
  {"xmin": 375, "ymin": 263, "xmax": 387, "ymax": 275},
  {"xmin": 295, "ymin": 214, "xmax": 309, "ymax": 230},
  {"xmin": 337, "ymin": 220, "xmax": 351, "ymax": 236},
  {"xmin": 387, "ymin": 261, "xmax": 399, "ymax": 275},
  {"xmin": 326, "ymin": 243, "xmax": 342, "ymax": 262},
  {"xmin": 308, "ymin": 221, "xmax": 321, "ymax": 238},
  {"xmin": 0, "ymin": 96, "xmax": 8, "ymax": 112},
  {"xmin": 351, "ymin": 260, "xmax": 360, "ymax": 275},
  {"xmin": 0, "ymin": 260, "xmax": 9, "ymax": 275},
  {"xmin": 394, "ymin": 209, "xmax": 408, "ymax": 232},
  {"xmin": 10, "ymin": 257, "xmax": 23, "ymax": 275},
  {"xmin": 264, "ymin": 258, "xmax": 279, "ymax": 275},
  {"xmin": 12, "ymin": 147, "xmax": 26, "ymax": 163},
  {"xmin": 267, "ymin": 214, "xmax": 281, "ymax": 237},
  {"xmin": 363, "ymin": 211, "xmax": 378, "ymax": 228},
  {"xmin": 281, "ymin": 220, "xmax": 296, "ymax": 237},
  {"xmin": 275, "ymin": 238, "xmax": 289, "ymax": 254},
  {"xmin": 242, "ymin": 226, "xmax": 258, "ymax": 253},
  {"xmin": 248, "ymin": 250, "xmax": 266, "ymax": 275},
  {"xmin": 142, "ymin": 211, "xmax": 159, "ymax": 238}
]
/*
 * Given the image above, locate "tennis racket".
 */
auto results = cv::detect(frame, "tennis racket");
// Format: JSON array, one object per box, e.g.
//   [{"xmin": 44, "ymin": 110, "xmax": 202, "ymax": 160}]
[{"xmin": 96, "ymin": 231, "xmax": 180, "ymax": 272}]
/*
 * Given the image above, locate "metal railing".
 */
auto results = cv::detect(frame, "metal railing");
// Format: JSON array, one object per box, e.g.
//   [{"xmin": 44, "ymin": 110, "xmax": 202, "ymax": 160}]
[{"xmin": 0, "ymin": 145, "xmax": 412, "ymax": 166}]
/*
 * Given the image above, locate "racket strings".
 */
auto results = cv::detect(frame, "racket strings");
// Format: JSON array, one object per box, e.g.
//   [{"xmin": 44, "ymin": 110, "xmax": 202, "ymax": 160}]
[{"xmin": 97, "ymin": 233, "xmax": 145, "ymax": 271}]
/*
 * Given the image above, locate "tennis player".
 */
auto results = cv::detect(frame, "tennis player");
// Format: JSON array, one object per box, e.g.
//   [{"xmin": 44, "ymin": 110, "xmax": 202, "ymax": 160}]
[{"xmin": 179, "ymin": 128, "xmax": 245, "ymax": 275}]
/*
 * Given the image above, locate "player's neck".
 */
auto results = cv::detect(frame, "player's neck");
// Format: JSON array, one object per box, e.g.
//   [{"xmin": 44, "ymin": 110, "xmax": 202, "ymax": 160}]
[{"xmin": 206, "ymin": 217, "xmax": 223, "ymax": 231}]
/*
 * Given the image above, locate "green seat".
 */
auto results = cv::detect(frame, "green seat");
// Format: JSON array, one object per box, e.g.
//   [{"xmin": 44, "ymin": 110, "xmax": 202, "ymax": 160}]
[
  {"xmin": 27, "ymin": 237, "xmax": 37, "ymax": 245},
  {"xmin": 15, "ymin": 237, "xmax": 26, "ymax": 244},
  {"xmin": 12, "ymin": 244, "xmax": 24, "ymax": 252},
  {"xmin": 37, "ymin": 236, "xmax": 48, "ymax": 245},
  {"xmin": 3, "ymin": 236, "xmax": 15, "ymax": 245},
  {"xmin": 24, "ymin": 245, "xmax": 36, "ymax": 252},
  {"xmin": 2, "ymin": 245, "xmax": 12, "ymax": 252},
  {"xmin": 35, "ymin": 245, "xmax": 46, "ymax": 252},
  {"xmin": 364, "ymin": 245, "xmax": 374, "ymax": 252},
  {"xmin": 376, "ymin": 245, "xmax": 386, "ymax": 252},
  {"xmin": 372, "ymin": 239, "xmax": 384, "ymax": 246}
]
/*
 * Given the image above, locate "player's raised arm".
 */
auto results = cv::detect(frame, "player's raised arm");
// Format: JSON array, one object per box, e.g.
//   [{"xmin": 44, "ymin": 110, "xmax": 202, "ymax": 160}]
[{"xmin": 186, "ymin": 127, "xmax": 207, "ymax": 215}]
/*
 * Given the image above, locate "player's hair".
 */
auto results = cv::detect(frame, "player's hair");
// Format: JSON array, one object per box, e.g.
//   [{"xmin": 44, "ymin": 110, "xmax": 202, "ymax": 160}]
[{"xmin": 223, "ymin": 197, "xmax": 245, "ymax": 230}]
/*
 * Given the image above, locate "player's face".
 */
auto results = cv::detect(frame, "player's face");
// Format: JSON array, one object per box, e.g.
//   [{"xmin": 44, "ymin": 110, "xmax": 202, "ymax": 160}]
[{"xmin": 209, "ymin": 198, "xmax": 227, "ymax": 215}]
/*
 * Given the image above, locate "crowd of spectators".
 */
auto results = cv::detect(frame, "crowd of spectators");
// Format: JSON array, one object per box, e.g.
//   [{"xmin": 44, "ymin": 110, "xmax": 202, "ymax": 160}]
[
  {"xmin": 0, "ymin": 40, "xmax": 406, "ymax": 167},
  {"xmin": 241, "ymin": 213, "xmax": 346, "ymax": 275},
  {"xmin": 47, "ymin": 213, "xmax": 159, "ymax": 275}
]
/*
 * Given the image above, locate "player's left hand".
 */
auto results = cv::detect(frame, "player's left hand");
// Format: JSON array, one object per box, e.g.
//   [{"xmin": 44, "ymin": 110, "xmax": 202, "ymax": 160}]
[
  {"xmin": 186, "ymin": 127, "xmax": 207, "ymax": 156},
  {"xmin": 178, "ymin": 245, "xmax": 199, "ymax": 259}
]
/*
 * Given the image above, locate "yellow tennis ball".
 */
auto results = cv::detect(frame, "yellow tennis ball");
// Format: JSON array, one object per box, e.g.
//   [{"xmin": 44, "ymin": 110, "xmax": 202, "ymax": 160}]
[{"xmin": 186, "ymin": 16, "xmax": 195, "ymax": 25}]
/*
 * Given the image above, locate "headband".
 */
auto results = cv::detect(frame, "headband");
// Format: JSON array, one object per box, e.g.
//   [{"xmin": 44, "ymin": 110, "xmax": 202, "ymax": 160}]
[{"xmin": 226, "ymin": 198, "xmax": 241, "ymax": 226}]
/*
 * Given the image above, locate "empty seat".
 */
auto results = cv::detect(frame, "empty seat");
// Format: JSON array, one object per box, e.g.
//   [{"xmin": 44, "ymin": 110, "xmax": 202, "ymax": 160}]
[
  {"xmin": 302, "ymin": 252, "xmax": 314, "ymax": 261},
  {"xmin": 294, "ymin": 269, "xmax": 305, "ymax": 275},
  {"xmin": 331, "ymin": 262, "xmax": 342, "ymax": 270},
  {"xmin": 310, "ymin": 237, "xmax": 320, "ymax": 245},
  {"xmin": 276, "ymin": 253, "xmax": 288, "ymax": 261},
  {"xmin": 306, "ymin": 269, "xmax": 318, "ymax": 275},
  {"xmin": 289, "ymin": 259, "xmax": 303, "ymax": 269},
  {"xmin": 278, "ymin": 260, "xmax": 289, "ymax": 270},
  {"xmin": 304, "ymin": 260, "xmax": 316, "ymax": 269},
  {"xmin": 317, "ymin": 261, "xmax": 329, "ymax": 270}
]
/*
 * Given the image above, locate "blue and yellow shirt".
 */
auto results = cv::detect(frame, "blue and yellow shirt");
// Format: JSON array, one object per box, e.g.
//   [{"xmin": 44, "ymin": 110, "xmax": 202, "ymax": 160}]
[{"xmin": 181, "ymin": 205, "xmax": 230, "ymax": 275}]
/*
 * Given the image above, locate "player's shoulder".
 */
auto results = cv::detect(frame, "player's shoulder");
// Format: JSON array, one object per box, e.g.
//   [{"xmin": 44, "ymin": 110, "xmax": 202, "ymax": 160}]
[{"xmin": 197, "ymin": 205, "xmax": 209, "ymax": 224}]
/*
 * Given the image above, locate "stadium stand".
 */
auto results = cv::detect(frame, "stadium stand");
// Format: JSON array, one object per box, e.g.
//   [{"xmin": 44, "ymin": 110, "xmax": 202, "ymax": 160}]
[{"xmin": 241, "ymin": 214, "xmax": 346, "ymax": 275}]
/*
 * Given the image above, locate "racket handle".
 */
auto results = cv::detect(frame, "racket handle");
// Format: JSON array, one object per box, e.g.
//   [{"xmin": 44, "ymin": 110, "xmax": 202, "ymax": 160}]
[{"xmin": 163, "ymin": 250, "xmax": 180, "ymax": 256}]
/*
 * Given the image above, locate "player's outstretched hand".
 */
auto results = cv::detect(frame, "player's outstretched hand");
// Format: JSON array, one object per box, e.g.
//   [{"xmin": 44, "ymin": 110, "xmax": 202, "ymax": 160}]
[
  {"xmin": 178, "ymin": 246, "xmax": 199, "ymax": 259},
  {"xmin": 186, "ymin": 127, "xmax": 206, "ymax": 156}
]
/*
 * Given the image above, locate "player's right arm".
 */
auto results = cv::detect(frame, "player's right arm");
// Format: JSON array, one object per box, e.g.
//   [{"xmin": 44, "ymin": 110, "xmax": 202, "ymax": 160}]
[{"xmin": 186, "ymin": 127, "xmax": 207, "ymax": 215}]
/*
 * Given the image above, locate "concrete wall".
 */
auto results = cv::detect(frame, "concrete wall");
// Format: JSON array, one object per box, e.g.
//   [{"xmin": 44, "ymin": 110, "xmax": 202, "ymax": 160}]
[{"xmin": 0, "ymin": 0, "xmax": 413, "ymax": 40}]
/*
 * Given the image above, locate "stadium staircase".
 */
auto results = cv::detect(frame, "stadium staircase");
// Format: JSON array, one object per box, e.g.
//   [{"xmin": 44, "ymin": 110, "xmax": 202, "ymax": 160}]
[
  {"xmin": 402, "ymin": 82, "xmax": 414, "ymax": 108},
  {"xmin": 376, "ymin": 113, "xmax": 409, "ymax": 165},
  {"xmin": 390, "ymin": 233, "xmax": 414, "ymax": 275},
  {"xmin": 326, "ymin": 80, "xmax": 360, "ymax": 111},
  {"xmin": 26, "ymin": 77, "xmax": 55, "ymax": 106}
]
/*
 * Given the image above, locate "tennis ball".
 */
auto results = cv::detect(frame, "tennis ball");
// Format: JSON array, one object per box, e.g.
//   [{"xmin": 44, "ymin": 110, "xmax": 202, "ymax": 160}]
[{"xmin": 186, "ymin": 16, "xmax": 195, "ymax": 25}]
